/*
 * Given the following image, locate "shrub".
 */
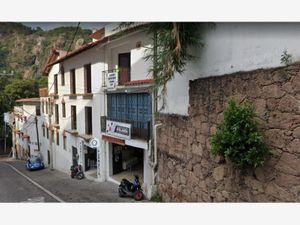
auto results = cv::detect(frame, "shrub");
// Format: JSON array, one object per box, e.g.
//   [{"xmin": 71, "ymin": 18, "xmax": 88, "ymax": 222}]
[{"xmin": 210, "ymin": 98, "xmax": 270, "ymax": 169}]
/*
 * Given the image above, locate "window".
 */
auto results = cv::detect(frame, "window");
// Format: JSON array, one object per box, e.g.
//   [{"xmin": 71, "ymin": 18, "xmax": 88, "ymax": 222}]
[
  {"xmin": 85, "ymin": 106, "xmax": 92, "ymax": 135},
  {"xmin": 61, "ymin": 65, "xmax": 65, "ymax": 86},
  {"xmin": 41, "ymin": 102, "xmax": 44, "ymax": 113},
  {"xmin": 70, "ymin": 69, "xmax": 76, "ymax": 94},
  {"xmin": 54, "ymin": 74, "xmax": 58, "ymax": 94},
  {"xmin": 46, "ymin": 128, "xmax": 49, "ymax": 139},
  {"xmin": 55, "ymin": 104, "xmax": 59, "ymax": 124},
  {"xmin": 56, "ymin": 132, "xmax": 59, "ymax": 146},
  {"xmin": 52, "ymin": 130, "xmax": 54, "ymax": 143},
  {"xmin": 84, "ymin": 64, "xmax": 92, "ymax": 93},
  {"xmin": 71, "ymin": 105, "xmax": 77, "ymax": 130},
  {"xmin": 36, "ymin": 105, "xmax": 41, "ymax": 116},
  {"xmin": 63, "ymin": 135, "xmax": 67, "ymax": 150},
  {"xmin": 46, "ymin": 101, "xmax": 49, "ymax": 114},
  {"xmin": 62, "ymin": 102, "xmax": 66, "ymax": 118}
]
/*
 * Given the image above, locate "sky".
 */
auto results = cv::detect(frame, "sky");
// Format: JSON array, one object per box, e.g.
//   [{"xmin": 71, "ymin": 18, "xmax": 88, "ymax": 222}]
[{"xmin": 21, "ymin": 22, "xmax": 110, "ymax": 31}]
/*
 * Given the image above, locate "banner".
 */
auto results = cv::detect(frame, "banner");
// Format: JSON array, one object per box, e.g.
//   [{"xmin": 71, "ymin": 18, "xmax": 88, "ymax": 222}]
[{"xmin": 106, "ymin": 120, "xmax": 131, "ymax": 139}]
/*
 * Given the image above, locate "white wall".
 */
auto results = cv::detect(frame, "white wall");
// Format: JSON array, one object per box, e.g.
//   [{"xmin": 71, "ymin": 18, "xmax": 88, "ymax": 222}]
[
  {"xmin": 161, "ymin": 23, "xmax": 300, "ymax": 115},
  {"xmin": 102, "ymin": 30, "xmax": 152, "ymax": 81}
]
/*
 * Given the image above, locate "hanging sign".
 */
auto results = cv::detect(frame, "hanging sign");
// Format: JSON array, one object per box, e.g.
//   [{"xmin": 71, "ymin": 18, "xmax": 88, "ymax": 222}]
[
  {"xmin": 107, "ymin": 72, "xmax": 118, "ymax": 90},
  {"xmin": 89, "ymin": 138, "xmax": 100, "ymax": 148},
  {"xmin": 106, "ymin": 120, "xmax": 131, "ymax": 140}
]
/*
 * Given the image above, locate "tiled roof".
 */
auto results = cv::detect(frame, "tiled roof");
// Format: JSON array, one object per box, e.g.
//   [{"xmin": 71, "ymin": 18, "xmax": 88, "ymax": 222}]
[
  {"xmin": 124, "ymin": 79, "xmax": 154, "ymax": 86},
  {"xmin": 16, "ymin": 98, "xmax": 40, "ymax": 104},
  {"xmin": 43, "ymin": 49, "xmax": 67, "ymax": 75}
]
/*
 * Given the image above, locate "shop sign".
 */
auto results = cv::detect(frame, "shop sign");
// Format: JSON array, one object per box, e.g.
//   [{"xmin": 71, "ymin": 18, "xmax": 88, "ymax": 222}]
[
  {"xmin": 97, "ymin": 146, "xmax": 101, "ymax": 178},
  {"xmin": 89, "ymin": 138, "xmax": 100, "ymax": 148},
  {"xmin": 106, "ymin": 120, "xmax": 131, "ymax": 140},
  {"xmin": 107, "ymin": 72, "xmax": 118, "ymax": 90}
]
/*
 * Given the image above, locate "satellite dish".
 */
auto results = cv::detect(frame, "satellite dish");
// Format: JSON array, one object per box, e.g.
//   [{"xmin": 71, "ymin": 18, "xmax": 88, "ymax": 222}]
[{"xmin": 89, "ymin": 138, "xmax": 100, "ymax": 148}]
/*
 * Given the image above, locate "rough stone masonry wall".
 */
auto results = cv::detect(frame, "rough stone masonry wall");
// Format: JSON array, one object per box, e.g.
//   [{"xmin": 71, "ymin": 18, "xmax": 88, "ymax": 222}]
[{"xmin": 156, "ymin": 63, "xmax": 300, "ymax": 202}]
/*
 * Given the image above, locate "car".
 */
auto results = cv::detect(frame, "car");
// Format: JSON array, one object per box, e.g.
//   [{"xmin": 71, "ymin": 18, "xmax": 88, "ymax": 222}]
[{"xmin": 25, "ymin": 156, "xmax": 45, "ymax": 171}]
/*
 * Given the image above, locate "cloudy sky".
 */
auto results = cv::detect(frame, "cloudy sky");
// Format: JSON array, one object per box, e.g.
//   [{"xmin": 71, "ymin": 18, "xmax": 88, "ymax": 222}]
[{"xmin": 22, "ymin": 22, "xmax": 111, "ymax": 30}]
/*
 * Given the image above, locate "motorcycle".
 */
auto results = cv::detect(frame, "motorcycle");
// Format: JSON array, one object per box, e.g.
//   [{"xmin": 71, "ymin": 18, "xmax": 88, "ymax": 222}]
[
  {"xmin": 118, "ymin": 175, "xmax": 143, "ymax": 201},
  {"xmin": 70, "ymin": 164, "xmax": 84, "ymax": 180}
]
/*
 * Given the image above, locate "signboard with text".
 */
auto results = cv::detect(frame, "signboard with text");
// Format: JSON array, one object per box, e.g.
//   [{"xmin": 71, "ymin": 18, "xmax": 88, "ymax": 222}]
[
  {"xmin": 107, "ymin": 72, "xmax": 118, "ymax": 90},
  {"xmin": 106, "ymin": 120, "xmax": 131, "ymax": 140}
]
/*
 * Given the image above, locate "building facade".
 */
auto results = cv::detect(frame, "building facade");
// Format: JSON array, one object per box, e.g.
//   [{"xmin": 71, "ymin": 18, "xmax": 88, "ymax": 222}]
[
  {"xmin": 12, "ymin": 98, "xmax": 42, "ymax": 159},
  {"xmin": 41, "ymin": 23, "xmax": 157, "ymax": 198}
]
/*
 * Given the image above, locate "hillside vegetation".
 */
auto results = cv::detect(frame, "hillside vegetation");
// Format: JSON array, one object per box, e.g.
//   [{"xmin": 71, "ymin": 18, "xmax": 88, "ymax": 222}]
[{"xmin": 0, "ymin": 22, "xmax": 92, "ymax": 78}]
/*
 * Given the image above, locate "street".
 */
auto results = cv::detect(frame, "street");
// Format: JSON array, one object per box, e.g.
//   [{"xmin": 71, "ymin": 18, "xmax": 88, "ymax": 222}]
[{"xmin": 0, "ymin": 159, "xmax": 135, "ymax": 202}]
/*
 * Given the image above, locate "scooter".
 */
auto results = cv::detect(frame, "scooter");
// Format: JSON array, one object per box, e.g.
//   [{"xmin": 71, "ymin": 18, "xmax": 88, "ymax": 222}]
[
  {"xmin": 118, "ymin": 175, "xmax": 143, "ymax": 201},
  {"xmin": 70, "ymin": 164, "xmax": 84, "ymax": 180}
]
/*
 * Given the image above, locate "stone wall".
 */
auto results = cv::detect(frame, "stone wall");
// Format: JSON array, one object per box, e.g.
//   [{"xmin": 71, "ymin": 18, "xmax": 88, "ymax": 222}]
[{"xmin": 156, "ymin": 63, "xmax": 300, "ymax": 202}]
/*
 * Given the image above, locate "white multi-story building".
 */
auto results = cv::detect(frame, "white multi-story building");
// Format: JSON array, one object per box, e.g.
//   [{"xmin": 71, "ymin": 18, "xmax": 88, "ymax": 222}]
[
  {"xmin": 42, "ymin": 23, "xmax": 157, "ymax": 198},
  {"xmin": 12, "ymin": 98, "xmax": 42, "ymax": 159}
]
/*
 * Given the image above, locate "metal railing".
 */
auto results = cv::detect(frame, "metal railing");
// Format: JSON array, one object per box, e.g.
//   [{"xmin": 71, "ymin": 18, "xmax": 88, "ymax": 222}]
[{"xmin": 101, "ymin": 116, "xmax": 151, "ymax": 141}]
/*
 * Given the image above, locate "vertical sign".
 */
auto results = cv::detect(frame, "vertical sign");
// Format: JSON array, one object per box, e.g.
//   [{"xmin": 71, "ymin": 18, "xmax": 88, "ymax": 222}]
[{"xmin": 97, "ymin": 146, "xmax": 101, "ymax": 178}]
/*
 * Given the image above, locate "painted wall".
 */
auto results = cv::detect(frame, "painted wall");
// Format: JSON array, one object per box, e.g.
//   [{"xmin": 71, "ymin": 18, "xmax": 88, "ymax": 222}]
[
  {"xmin": 102, "ymin": 30, "xmax": 152, "ymax": 81},
  {"xmin": 14, "ymin": 104, "xmax": 42, "ymax": 158},
  {"xmin": 160, "ymin": 23, "xmax": 300, "ymax": 115}
]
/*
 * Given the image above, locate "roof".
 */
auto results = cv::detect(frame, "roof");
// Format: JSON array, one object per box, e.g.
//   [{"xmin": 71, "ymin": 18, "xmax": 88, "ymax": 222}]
[
  {"xmin": 89, "ymin": 28, "xmax": 105, "ymax": 40},
  {"xmin": 15, "ymin": 98, "xmax": 40, "ymax": 104},
  {"xmin": 124, "ymin": 79, "xmax": 154, "ymax": 86},
  {"xmin": 42, "ymin": 49, "xmax": 67, "ymax": 75},
  {"xmin": 46, "ymin": 23, "xmax": 148, "ymax": 67}
]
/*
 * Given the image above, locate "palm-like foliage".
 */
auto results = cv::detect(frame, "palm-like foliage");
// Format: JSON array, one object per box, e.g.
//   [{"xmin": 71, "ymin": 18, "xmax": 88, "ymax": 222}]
[{"xmin": 144, "ymin": 22, "xmax": 204, "ymax": 110}]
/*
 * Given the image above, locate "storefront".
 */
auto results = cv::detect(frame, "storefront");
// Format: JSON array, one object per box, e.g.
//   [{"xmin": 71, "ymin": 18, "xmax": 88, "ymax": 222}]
[
  {"xmin": 84, "ymin": 146, "xmax": 97, "ymax": 171},
  {"xmin": 110, "ymin": 143, "xmax": 144, "ymax": 183}
]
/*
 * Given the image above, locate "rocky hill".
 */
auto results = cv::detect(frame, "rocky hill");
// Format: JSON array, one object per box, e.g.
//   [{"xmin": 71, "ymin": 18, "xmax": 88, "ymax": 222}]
[{"xmin": 0, "ymin": 22, "xmax": 92, "ymax": 78}]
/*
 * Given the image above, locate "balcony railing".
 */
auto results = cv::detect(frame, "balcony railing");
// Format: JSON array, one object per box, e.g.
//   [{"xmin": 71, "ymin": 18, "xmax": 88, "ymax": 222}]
[
  {"xmin": 101, "ymin": 116, "xmax": 151, "ymax": 141},
  {"xmin": 102, "ymin": 68, "xmax": 130, "ymax": 88}
]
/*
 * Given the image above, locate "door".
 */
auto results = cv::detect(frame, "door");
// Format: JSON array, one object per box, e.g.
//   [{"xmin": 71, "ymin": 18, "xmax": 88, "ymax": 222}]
[
  {"xmin": 72, "ymin": 146, "xmax": 78, "ymax": 166},
  {"xmin": 47, "ymin": 150, "xmax": 50, "ymax": 165},
  {"xmin": 118, "ymin": 53, "xmax": 130, "ymax": 85},
  {"xmin": 112, "ymin": 144, "xmax": 123, "ymax": 174}
]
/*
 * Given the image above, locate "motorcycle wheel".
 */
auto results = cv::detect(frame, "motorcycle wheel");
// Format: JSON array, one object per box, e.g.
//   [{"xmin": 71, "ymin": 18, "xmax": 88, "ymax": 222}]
[
  {"xmin": 134, "ymin": 190, "xmax": 143, "ymax": 201},
  {"xmin": 118, "ymin": 189, "xmax": 125, "ymax": 197},
  {"xmin": 76, "ymin": 172, "xmax": 84, "ymax": 180}
]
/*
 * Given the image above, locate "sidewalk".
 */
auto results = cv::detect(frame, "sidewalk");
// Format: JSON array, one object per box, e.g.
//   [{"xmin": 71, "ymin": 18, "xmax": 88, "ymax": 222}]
[{"xmin": 5, "ymin": 159, "xmax": 136, "ymax": 202}]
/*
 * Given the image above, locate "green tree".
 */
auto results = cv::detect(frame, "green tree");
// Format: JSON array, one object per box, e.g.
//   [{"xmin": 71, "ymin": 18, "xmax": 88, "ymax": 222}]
[
  {"xmin": 145, "ymin": 22, "xmax": 206, "ymax": 109},
  {"xmin": 210, "ymin": 99, "xmax": 270, "ymax": 169},
  {"xmin": 4, "ymin": 78, "xmax": 39, "ymax": 109}
]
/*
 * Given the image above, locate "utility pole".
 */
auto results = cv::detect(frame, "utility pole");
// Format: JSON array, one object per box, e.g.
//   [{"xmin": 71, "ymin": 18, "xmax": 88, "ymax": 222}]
[
  {"xmin": 4, "ymin": 121, "xmax": 6, "ymax": 154},
  {"xmin": 48, "ymin": 98, "xmax": 54, "ymax": 170},
  {"xmin": 35, "ymin": 116, "xmax": 40, "ymax": 152}
]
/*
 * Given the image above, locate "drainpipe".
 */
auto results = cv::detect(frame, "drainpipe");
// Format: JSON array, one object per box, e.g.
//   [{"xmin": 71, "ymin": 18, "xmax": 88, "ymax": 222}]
[{"xmin": 152, "ymin": 123, "xmax": 162, "ymax": 168}]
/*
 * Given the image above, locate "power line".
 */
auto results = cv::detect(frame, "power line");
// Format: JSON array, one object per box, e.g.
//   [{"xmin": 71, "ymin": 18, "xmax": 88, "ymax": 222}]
[{"xmin": 47, "ymin": 22, "xmax": 81, "ymax": 93}]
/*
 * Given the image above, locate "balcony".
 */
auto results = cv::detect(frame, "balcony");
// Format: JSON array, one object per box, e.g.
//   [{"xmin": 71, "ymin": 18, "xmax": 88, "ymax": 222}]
[
  {"xmin": 101, "ymin": 116, "xmax": 151, "ymax": 141},
  {"xmin": 102, "ymin": 68, "xmax": 130, "ymax": 88},
  {"xmin": 39, "ymin": 88, "xmax": 48, "ymax": 97}
]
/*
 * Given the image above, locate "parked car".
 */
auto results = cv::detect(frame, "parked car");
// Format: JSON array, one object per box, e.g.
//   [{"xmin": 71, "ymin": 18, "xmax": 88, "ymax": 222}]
[{"xmin": 25, "ymin": 156, "xmax": 45, "ymax": 171}]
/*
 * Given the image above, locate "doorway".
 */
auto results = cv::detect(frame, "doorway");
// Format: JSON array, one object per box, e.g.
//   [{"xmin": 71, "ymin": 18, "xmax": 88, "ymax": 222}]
[
  {"xmin": 111, "ymin": 144, "xmax": 144, "ymax": 184},
  {"xmin": 84, "ymin": 146, "xmax": 97, "ymax": 171},
  {"xmin": 72, "ymin": 146, "xmax": 78, "ymax": 166},
  {"xmin": 118, "ymin": 53, "xmax": 130, "ymax": 85}
]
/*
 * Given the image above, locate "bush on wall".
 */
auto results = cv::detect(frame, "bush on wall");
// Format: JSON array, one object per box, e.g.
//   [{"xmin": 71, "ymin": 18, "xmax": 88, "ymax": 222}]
[{"xmin": 210, "ymin": 98, "xmax": 270, "ymax": 169}]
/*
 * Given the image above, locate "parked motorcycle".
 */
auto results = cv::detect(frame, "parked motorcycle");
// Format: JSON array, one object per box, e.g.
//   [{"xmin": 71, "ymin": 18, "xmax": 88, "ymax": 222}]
[
  {"xmin": 70, "ymin": 164, "xmax": 84, "ymax": 180},
  {"xmin": 118, "ymin": 175, "xmax": 143, "ymax": 201}
]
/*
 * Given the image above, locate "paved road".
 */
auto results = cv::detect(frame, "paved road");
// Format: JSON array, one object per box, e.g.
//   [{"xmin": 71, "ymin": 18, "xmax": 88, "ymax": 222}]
[{"xmin": 0, "ymin": 159, "xmax": 135, "ymax": 203}]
